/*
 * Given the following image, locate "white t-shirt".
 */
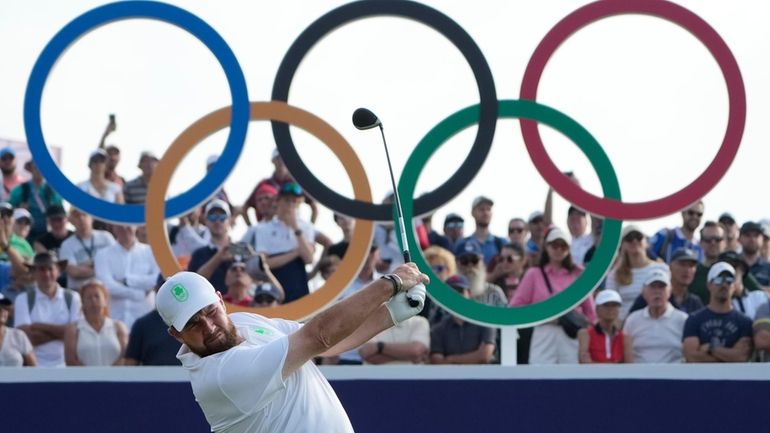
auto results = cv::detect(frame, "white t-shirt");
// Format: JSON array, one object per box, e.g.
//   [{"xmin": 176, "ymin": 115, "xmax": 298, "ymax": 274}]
[
  {"xmin": 732, "ymin": 290, "xmax": 769, "ymax": 320},
  {"xmin": 606, "ymin": 262, "xmax": 669, "ymax": 320},
  {"xmin": 178, "ymin": 313, "xmax": 353, "ymax": 433},
  {"xmin": 0, "ymin": 327, "xmax": 34, "ymax": 366},
  {"xmin": 13, "ymin": 287, "xmax": 82, "ymax": 367},
  {"xmin": 75, "ymin": 317, "xmax": 122, "ymax": 366},
  {"xmin": 623, "ymin": 303, "xmax": 688, "ymax": 363},
  {"xmin": 366, "ymin": 315, "xmax": 430, "ymax": 365},
  {"xmin": 570, "ymin": 233, "xmax": 593, "ymax": 267},
  {"xmin": 78, "ymin": 180, "xmax": 122, "ymax": 203},
  {"xmin": 59, "ymin": 230, "xmax": 116, "ymax": 289}
]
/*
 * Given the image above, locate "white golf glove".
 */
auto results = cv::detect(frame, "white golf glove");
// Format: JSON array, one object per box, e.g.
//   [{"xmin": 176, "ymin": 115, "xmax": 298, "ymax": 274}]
[{"xmin": 385, "ymin": 283, "xmax": 426, "ymax": 325}]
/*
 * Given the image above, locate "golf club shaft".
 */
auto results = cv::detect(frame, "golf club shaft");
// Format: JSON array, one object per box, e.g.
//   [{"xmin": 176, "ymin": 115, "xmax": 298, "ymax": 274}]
[
  {"xmin": 378, "ymin": 124, "xmax": 411, "ymax": 262},
  {"xmin": 379, "ymin": 125, "xmax": 420, "ymax": 308}
]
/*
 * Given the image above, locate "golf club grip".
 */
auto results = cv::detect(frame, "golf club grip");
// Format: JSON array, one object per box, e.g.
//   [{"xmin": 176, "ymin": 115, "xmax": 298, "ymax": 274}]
[{"xmin": 403, "ymin": 250, "xmax": 411, "ymax": 263}]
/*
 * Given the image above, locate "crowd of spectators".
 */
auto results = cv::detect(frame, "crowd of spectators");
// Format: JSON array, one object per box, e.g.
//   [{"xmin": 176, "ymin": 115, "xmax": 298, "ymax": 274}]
[{"xmin": 1, "ymin": 142, "xmax": 770, "ymax": 368}]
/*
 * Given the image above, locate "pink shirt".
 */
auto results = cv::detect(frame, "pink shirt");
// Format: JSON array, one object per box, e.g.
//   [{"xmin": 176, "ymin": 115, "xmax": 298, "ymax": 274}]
[{"xmin": 509, "ymin": 264, "xmax": 596, "ymax": 323}]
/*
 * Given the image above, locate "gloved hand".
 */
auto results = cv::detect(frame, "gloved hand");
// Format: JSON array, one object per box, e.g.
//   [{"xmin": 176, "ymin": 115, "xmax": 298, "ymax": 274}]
[{"xmin": 385, "ymin": 283, "xmax": 426, "ymax": 325}]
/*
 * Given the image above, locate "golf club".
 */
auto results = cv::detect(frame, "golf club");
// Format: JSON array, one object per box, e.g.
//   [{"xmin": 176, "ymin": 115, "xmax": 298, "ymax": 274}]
[{"xmin": 353, "ymin": 107, "xmax": 423, "ymax": 307}]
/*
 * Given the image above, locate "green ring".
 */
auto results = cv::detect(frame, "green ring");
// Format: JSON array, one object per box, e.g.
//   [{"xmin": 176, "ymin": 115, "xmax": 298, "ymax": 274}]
[{"xmin": 398, "ymin": 99, "xmax": 622, "ymax": 326}]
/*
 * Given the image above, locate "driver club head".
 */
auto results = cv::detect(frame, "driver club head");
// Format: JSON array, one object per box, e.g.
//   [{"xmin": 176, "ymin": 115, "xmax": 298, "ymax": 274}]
[{"xmin": 352, "ymin": 107, "xmax": 381, "ymax": 130}]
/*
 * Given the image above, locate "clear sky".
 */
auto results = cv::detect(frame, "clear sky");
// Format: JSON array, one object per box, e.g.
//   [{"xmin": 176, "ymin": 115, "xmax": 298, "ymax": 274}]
[{"xmin": 1, "ymin": 0, "xmax": 768, "ymax": 243}]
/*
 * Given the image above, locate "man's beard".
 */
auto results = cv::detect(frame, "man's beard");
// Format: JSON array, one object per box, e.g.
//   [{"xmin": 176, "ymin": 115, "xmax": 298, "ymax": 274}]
[
  {"xmin": 463, "ymin": 268, "xmax": 487, "ymax": 298},
  {"xmin": 192, "ymin": 321, "xmax": 239, "ymax": 357},
  {"xmin": 1, "ymin": 166, "xmax": 14, "ymax": 175}
]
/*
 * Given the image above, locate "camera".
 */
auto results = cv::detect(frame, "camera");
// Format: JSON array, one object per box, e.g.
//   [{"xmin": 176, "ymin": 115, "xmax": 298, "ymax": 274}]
[{"xmin": 228, "ymin": 243, "xmax": 252, "ymax": 260}]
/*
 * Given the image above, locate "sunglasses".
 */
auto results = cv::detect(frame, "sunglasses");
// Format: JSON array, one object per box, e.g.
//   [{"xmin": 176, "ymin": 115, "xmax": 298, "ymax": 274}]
[
  {"xmin": 508, "ymin": 227, "xmax": 525, "ymax": 234},
  {"xmin": 547, "ymin": 242, "xmax": 568, "ymax": 250},
  {"xmin": 16, "ymin": 218, "xmax": 31, "ymax": 225},
  {"xmin": 431, "ymin": 264, "xmax": 447, "ymax": 274},
  {"xmin": 501, "ymin": 255, "xmax": 521, "ymax": 263},
  {"xmin": 459, "ymin": 255, "xmax": 480, "ymax": 266},
  {"xmin": 623, "ymin": 232, "xmax": 644, "ymax": 243},
  {"xmin": 206, "ymin": 213, "xmax": 228, "ymax": 223},
  {"xmin": 701, "ymin": 236, "xmax": 724, "ymax": 244},
  {"xmin": 0, "ymin": 155, "xmax": 14, "ymax": 161},
  {"xmin": 254, "ymin": 295, "xmax": 276, "ymax": 304},
  {"xmin": 711, "ymin": 275, "xmax": 735, "ymax": 285},
  {"xmin": 686, "ymin": 210, "xmax": 704, "ymax": 218},
  {"xmin": 445, "ymin": 222, "xmax": 463, "ymax": 229}
]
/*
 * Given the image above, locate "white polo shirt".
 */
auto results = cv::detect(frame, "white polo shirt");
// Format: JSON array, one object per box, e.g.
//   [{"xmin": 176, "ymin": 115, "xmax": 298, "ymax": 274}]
[
  {"xmin": 367, "ymin": 315, "xmax": 430, "ymax": 365},
  {"xmin": 623, "ymin": 303, "xmax": 688, "ymax": 363},
  {"xmin": 13, "ymin": 286, "xmax": 82, "ymax": 367},
  {"xmin": 178, "ymin": 313, "xmax": 353, "ymax": 433},
  {"xmin": 247, "ymin": 218, "xmax": 314, "ymax": 255}
]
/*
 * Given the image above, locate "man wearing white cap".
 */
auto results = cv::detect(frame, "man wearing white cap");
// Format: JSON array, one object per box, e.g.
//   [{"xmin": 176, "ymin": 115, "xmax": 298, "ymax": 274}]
[
  {"xmin": 682, "ymin": 262, "xmax": 753, "ymax": 362},
  {"xmin": 157, "ymin": 263, "xmax": 428, "ymax": 433},
  {"xmin": 623, "ymin": 268, "xmax": 688, "ymax": 363}
]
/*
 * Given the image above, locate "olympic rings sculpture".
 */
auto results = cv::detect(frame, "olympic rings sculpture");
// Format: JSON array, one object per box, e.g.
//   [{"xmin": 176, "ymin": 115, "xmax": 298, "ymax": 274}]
[{"xmin": 23, "ymin": 0, "xmax": 745, "ymax": 324}]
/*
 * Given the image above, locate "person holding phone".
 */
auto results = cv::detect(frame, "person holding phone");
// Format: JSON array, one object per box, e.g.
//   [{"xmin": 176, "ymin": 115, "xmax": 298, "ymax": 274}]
[{"xmin": 188, "ymin": 200, "xmax": 237, "ymax": 294}]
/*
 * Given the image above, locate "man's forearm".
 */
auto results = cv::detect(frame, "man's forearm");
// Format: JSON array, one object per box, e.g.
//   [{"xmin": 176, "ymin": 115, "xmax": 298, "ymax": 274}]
[
  {"xmin": 380, "ymin": 342, "xmax": 428, "ymax": 362},
  {"xmin": 32, "ymin": 323, "xmax": 69, "ymax": 339},
  {"xmin": 21, "ymin": 327, "xmax": 56, "ymax": 346},
  {"xmin": 266, "ymin": 250, "xmax": 299, "ymax": 269},
  {"xmin": 67, "ymin": 264, "xmax": 94, "ymax": 278},
  {"xmin": 320, "ymin": 303, "xmax": 394, "ymax": 357},
  {"xmin": 713, "ymin": 344, "xmax": 751, "ymax": 362},
  {"xmin": 446, "ymin": 345, "xmax": 494, "ymax": 364}
]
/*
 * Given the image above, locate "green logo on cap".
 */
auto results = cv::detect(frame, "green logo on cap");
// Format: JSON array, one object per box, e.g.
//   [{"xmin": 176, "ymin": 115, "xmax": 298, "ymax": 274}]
[{"xmin": 171, "ymin": 284, "xmax": 189, "ymax": 302}]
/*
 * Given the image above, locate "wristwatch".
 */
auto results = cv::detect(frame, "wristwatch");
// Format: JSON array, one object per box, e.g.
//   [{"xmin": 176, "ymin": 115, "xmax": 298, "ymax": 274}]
[
  {"xmin": 377, "ymin": 341, "xmax": 385, "ymax": 354},
  {"xmin": 294, "ymin": 229, "xmax": 303, "ymax": 236}
]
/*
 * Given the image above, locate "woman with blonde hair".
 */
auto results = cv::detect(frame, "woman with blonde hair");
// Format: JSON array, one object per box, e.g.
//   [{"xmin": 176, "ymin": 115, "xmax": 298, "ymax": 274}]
[
  {"xmin": 423, "ymin": 246, "xmax": 457, "ymax": 324},
  {"xmin": 64, "ymin": 280, "xmax": 128, "ymax": 366},
  {"xmin": 605, "ymin": 225, "xmax": 668, "ymax": 321}
]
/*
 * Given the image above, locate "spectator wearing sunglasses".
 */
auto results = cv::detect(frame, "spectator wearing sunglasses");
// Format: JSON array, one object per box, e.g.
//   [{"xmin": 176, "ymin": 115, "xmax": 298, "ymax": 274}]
[
  {"xmin": 648, "ymin": 201, "xmax": 705, "ymax": 263},
  {"xmin": 456, "ymin": 240, "xmax": 507, "ymax": 307},
  {"xmin": 442, "ymin": 213, "xmax": 465, "ymax": 252},
  {"xmin": 683, "ymin": 262, "xmax": 753, "ymax": 362},
  {"xmin": 715, "ymin": 252, "xmax": 768, "ymax": 320},
  {"xmin": 422, "ymin": 246, "xmax": 456, "ymax": 325},
  {"xmin": 252, "ymin": 282, "xmax": 282, "ymax": 308},
  {"xmin": 486, "ymin": 244, "xmax": 525, "ymax": 301},
  {"xmin": 543, "ymin": 178, "xmax": 592, "ymax": 266},
  {"xmin": 454, "ymin": 196, "xmax": 508, "ymax": 266},
  {"xmin": 738, "ymin": 222, "xmax": 770, "ymax": 287},
  {"xmin": 188, "ymin": 200, "xmax": 236, "ymax": 294},
  {"xmin": 718, "ymin": 213, "xmax": 741, "ymax": 253},
  {"xmin": 506, "ymin": 218, "xmax": 528, "ymax": 250},
  {"xmin": 0, "ymin": 147, "xmax": 24, "ymax": 202},
  {"xmin": 606, "ymin": 225, "xmax": 668, "ymax": 321},
  {"xmin": 510, "ymin": 227, "xmax": 595, "ymax": 364}
]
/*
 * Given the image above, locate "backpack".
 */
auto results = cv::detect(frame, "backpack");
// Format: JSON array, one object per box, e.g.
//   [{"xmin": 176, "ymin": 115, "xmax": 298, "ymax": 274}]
[
  {"xmin": 26, "ymin": 287, "xmax": 74, "ymax": 315},
  {"xmin": 655, "ymin": 228, "xmax": 675, "ymax": 261},
  {"xmin": 21, "ymin": 181, "xmax": 55, "ymax": 207}
]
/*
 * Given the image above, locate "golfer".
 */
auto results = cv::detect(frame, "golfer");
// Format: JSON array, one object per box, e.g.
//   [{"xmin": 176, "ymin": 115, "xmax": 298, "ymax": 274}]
[{"xmin": 156, "ymin": 263, "xmax": 428, "ymax": 433}]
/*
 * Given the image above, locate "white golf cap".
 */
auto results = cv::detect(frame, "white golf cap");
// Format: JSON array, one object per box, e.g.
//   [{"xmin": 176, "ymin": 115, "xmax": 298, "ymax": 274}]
[
  {"xmin": 156, "ymin": 272, "xmax": 220, "ymax": 331},
  {"xmin": 205, "ymin": 199, "xmax": 230, "ymax": 217},
  {"xmin": 707, "ymin": 261, "xmax": 736, "ymax": 283},
  {"xmin": 595, "ymin": 290, "xmax": 622, "ymax": 306},
  {"xmin": 643, "ymin": 267, "xmax": 671, "ymax": 286},
  {"xmin": 545, "ymin": 227, "xmax": 570, "ymax": 246},
  {"xmin": 13, "ymin": 208, "xmax": 32, "ymax": 221},
  {"xmin": 621, "ymin": 224, "xmax": 646, "ymax": 239}
]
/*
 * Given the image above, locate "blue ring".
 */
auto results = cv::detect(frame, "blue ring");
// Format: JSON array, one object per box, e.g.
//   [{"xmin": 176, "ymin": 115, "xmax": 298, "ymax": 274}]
[{"xmin": 23, "ymin": 1, "xmax": 249, "ymax": 223}]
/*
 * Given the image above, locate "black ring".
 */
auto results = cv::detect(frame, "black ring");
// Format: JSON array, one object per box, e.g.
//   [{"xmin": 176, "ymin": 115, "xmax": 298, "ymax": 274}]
[{"xmin": 271, "ymin": 0, "xmax": 497, "ymax": 221}]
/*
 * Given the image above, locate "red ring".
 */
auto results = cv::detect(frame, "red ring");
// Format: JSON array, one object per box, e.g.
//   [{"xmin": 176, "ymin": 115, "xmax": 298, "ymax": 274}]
[{"xmin": 519, "ymin": 0, "xmax": 746, "ymax": 220}]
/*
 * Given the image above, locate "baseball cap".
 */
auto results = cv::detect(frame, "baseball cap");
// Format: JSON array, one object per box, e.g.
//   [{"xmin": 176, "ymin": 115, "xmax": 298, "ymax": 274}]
[
  {"xmin": 254, "ymin": 183, "xmax": 278, "ymax": 198},
  {"xmin": 644, "ymin": 268, "xmax": 671, "ymax": 286},
  {"xmin": 89, "ymin": 149, "xmax": 108, "ymax": 163},
  {"xmin": 472, "ymin": 196, "xmax": 493, "ymax": 209},
  {"xmin": 718, "ymin": 251, "xmax": 748, "ymax": 272},
  {"xmin": 621, "ymin": 224, "xmax": 645, "ymax": 240},
  {"xmin": 707, "ymin": 261, "xmax": 736, "ymax": 283},
  {"xmin": 545, "ymin": 227, "xmax": 570, "ymax": 245},
  {"xmin": 204, "ymin": 199, "xmax": 230, "ymax": 217},
  {"xmin": 670, "ymin": 247, "xmax": 698, "ymax": 263},
  {"xmin": 0, "ymin": 147, "xmax": 15, "ymax": 158},
  {"xmin": 445, "ymin": 274, "xmax": 470, "ymax": 292},
  {"xmin": 253, "ymin": 283, "xmax": 282, "ymax": 302},
  {"xmin": 740, "ymin": 221, "xmax": 762, "ymax": 236},
  {"xmin": 444, "ymin": 213, "xmax": 464, "ymax": 228},
  {"xmin": 718, "ymin": 212, "xmax": 736, "ymax": 225},
  {"xmin": 279, "ymin": 182, "xmax": 303, "ymax": 197},
  {"xmin": 528, "ymin": 211, "xmax": 544, "ymax": 223},
  {"xmin": 271, "ymin": 148, "xmax": 281, "ymax": 160},
  {"xmin": 45, "ymin": 204, "xmax": 67, "ymax": 218},
  {"xmin": 458, "ymin": 239, "xmax": 483, "ymax": 257},
  {"xmin": 105, "ymin": 144, "xmax": 120, "ymax": 154},
  {"xmin": 0, "ymin": 202, "xmax": 12, "ymax": 217},
  {"xmin": 595, "ymin": 290, "xmax": 622, "ymax": 306},
  {"xmin": 156, "ymin": 271, "xmax": 221, "ymax": 331},
  {"xmin": 206, "ymin": 154, "xmax": 219, "ymax": 167},
  {"xmin": 0, "ymin": 293, "xmax": 11, "ymax": 307},
  {"xmin": 13, "ymin": 208, "xmax": 32, "ymax": 222}
]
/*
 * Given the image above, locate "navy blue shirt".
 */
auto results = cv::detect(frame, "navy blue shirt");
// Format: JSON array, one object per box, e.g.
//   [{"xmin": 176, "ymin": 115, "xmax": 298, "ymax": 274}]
[
  {"xmin": 683, "ymin": 308, "xmax": 752, "ymax": 348},
  {"xmin": 125, "ymin": 310, "xmax": 182, "ymax": 365},
  {"xmin": 188, "ymin": 245, "xmax": 231, "ymax": 294},
  {"xmin": 747, "ymin": 259, "xmax": 770, "ymax": 286}
]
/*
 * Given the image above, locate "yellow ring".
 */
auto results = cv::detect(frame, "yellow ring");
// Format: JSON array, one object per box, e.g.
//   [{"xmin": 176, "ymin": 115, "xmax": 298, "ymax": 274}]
[{"xmin": 146, "ymin": 101, "xmax": 373, "ymax": 320}]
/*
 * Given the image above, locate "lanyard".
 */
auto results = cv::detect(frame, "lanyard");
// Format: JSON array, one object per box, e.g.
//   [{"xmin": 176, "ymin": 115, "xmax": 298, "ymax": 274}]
[{"xmin": 77, "ymin": 235, "xmax": 95, "ymax": 259}]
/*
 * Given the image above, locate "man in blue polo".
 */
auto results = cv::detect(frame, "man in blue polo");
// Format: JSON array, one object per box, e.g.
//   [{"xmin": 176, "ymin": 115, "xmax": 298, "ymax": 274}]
[
  {"xmin": 648, "ymin": 201, "xmax": 705, "ymax": 263},
  {"xmin": 454, "ymin": 196, "xmax": 507, "ymax": 266}
]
